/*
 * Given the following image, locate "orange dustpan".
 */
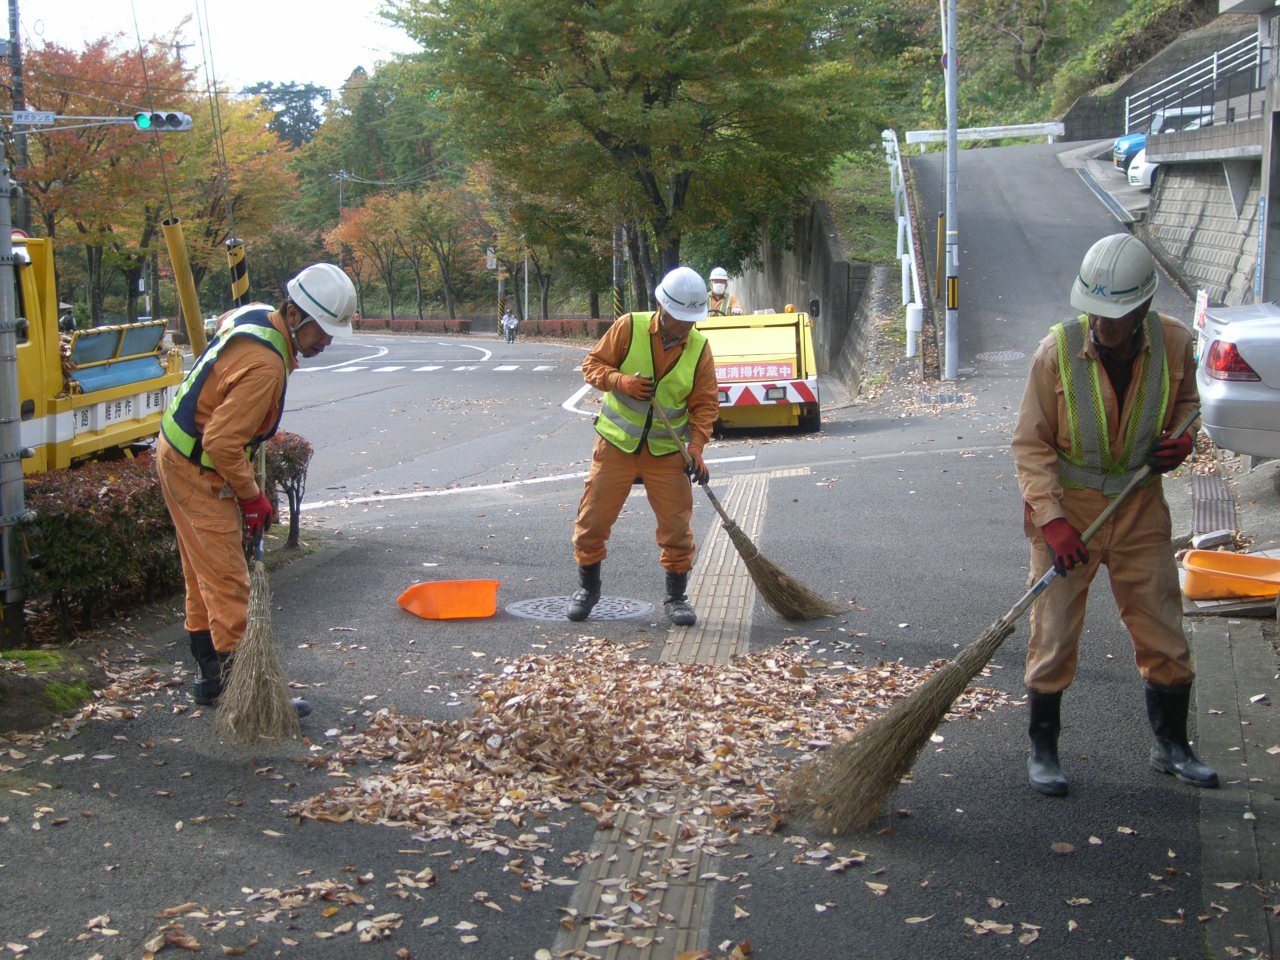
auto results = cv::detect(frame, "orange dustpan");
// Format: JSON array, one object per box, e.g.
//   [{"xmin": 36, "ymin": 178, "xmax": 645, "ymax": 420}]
[
  {"xmin": 397, "ymin": 580, "xmax": 500, "ymax": 619},
  {"xmin": 1181, "ymin": 550, "xmax": 1280, "ymax": 601}
]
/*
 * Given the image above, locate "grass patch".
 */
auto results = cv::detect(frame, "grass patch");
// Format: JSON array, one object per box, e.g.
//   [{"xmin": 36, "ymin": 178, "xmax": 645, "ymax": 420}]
[
  {"xmin": 44, "ymin": 679, "xmax": 91, "ymax": 712},
  {"xmin": 1, "ymin": 649, "xmax": 64, "ymax": 673},
  {"xmin": 822, "ymin": 148, "xmax": 899, "ymax": 265}
]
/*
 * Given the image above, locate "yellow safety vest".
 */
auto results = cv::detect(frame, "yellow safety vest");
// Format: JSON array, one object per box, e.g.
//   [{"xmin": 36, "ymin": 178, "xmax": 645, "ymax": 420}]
[
  {"xmin": 595, "ymin": 313, "xmax": 707, "ymax": 455},
  {"xmin": 1053, "ymin": 312, "xmax": 1168, "ymax": 496}
]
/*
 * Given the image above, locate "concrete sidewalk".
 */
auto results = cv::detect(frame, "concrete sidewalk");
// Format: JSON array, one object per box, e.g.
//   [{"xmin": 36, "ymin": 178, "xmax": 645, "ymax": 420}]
[{"xmin": 1179, "ymin": 456, "xmax": 1280, "ymax": 959}]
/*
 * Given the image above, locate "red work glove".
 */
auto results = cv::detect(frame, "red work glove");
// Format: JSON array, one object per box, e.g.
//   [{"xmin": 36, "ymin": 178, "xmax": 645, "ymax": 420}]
[
  {"xmin": 238, "ymin": 492, "xmax": 274, "ymax": 541},
  {"xmin": 685, "ymin": 445, "xmax": 709, "ymax": 485},
  {"xmin": 1041, "ymin": 518, "xmax": 1088, "ymax": 576},
  {"xmin": 1146, "ymin": 429, "xmax": 1194, "ymax": 474},
  {"xmin": 616, "ymin": 374, "xmax": 655, "ymax": 401}
]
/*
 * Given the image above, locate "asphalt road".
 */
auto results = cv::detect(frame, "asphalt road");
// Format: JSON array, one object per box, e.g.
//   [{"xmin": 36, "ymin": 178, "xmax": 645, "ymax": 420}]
[{"xmin": 0, "ymin": 142, "xmax": 1245, "ymax": 960}]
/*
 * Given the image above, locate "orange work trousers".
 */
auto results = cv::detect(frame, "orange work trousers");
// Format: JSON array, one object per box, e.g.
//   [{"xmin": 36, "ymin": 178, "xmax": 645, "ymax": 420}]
[
  {"xmin": 573, "ymin": 435, "xmax": 695, "ymax": 573},
  {"xmin": 1024, "ymin": 482, "xmax": 1193, "ymax": 693},
  {"xmin": 156, "ymin": 441, "xmax": 250, "ymax": 654}
]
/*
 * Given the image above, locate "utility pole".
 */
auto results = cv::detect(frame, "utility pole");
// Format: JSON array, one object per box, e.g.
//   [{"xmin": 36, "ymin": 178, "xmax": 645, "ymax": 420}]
[
  {"xmin": 942, "ymin": 0, "xmax": 959, "ymax": 381},
  {"xmin": 0, "ymin": 155, "xmax": 29, "ymax": 643},
  {"xmin": 6, "ymin": 0, "xmax": 29, "ymax": 233}
]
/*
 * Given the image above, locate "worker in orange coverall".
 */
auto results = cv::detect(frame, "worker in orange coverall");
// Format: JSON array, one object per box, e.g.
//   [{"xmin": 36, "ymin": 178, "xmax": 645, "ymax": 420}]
[
  {"xmin": 566, "ymin": 265, "xmax": 720, "ymax": 627},
  {"xmin": 1011, "ymin": 233, "xmax": 1216, "ymax": 798},
  {"xmin": 156, "ymin": 263, "xmax": 357, "ymax": 713}
]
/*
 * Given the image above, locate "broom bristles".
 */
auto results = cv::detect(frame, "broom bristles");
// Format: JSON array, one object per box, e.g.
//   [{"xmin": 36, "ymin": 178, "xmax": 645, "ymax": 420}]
[
  {"xmin": 722, "ymin": 519, "xmax": 843, "ymax": 621},
  {"xmin": 215, "ymin": 560, "xmax": 300, "ymax": 745},
  {"xmin": 787, "ymin": 619, "xmax": 1016, "ymax": 833}
]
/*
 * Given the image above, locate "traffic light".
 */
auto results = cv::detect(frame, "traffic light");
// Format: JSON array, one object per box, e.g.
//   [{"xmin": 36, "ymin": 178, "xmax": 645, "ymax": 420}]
[{"xmin": 133, "ymin": 111, "xmax": 192, "ymax": 132}]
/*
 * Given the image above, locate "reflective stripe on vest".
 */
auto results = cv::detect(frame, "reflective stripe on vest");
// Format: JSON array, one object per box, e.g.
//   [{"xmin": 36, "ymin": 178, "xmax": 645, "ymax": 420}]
[
  {"xmin": 1053, "ymin": 312, "xmax": 1168, "ymax": 497},
  {"xmin": 161, "ymin": 305, "xmax": 290, "ymax": 469},
  {"xmin": 595, "ymin": 313, "xmax": 707, "ymax": 455}
]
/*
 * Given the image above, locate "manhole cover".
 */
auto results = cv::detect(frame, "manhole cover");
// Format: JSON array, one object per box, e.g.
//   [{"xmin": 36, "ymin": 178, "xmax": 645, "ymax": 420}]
[
  {"xmin": 975, "ymin": 350, "xmax": 1026, "ymax": 362},
  {"xmin": 505, "ymin": 595, "xmax": 656, "ymax": 622},
  {"xmin": 918, "ymin": 392, "xmax": 969, "ymax": 405}
]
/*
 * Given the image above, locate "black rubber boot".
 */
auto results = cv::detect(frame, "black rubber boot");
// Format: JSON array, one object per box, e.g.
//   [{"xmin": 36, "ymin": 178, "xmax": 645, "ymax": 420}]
[
  {"xmin": 1146, "ymin": 681, "xmax": 1219, "ymax": 788},
  {"xmin": 663, "ymin": 571, "xmax": 697, "ymax": 627},
  {"xmin": 189, "ymin": 630, "xmax": 227, "ymax": 705},
  {"xmin": 190, "ymin": 630, "xmax": 309, "ymax": 717},
  {"xmin": 1027, "ymin": 689, "xmax": 1069, "ymax": 796},
  {"xmin": 566, "ymin": 562, "xmax": 602, "ymax": 622}
]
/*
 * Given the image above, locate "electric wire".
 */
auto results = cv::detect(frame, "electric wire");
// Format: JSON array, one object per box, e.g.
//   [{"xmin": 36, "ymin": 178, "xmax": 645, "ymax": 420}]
[{"xmin": 194, "ymin": 0, "xmax": 237, "ymax": 246}]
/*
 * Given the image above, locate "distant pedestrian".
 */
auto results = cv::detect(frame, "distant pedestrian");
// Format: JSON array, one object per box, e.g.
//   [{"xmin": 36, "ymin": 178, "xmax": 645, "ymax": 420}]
[
  {"xmin": 1011, "ymin": 233, "xmax": 1216, "ymax": 797},
  {"xmin": 500, "ymin": 310, "xmax": 519, "ymax": 343},
  {"xmin": 565, "ymin": 266, "xmax": 718, "ymax": 627}
]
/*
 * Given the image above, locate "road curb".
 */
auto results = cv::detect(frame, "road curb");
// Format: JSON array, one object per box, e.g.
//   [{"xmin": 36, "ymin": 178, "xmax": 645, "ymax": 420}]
[{"xmin": 1190, "ymin": 616, "xmax": 1280, "ymax": 959}]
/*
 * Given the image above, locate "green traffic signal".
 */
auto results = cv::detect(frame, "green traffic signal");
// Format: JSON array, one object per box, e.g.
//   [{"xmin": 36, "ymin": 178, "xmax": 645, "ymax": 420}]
[{"xmin": 132, "ymin": 111, "xmax": 192, "ymax": 132}]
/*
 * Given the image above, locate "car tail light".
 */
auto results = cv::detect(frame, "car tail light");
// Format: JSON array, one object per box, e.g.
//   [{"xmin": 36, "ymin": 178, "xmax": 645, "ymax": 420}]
[{"xmin": 1204, "ymin": 340, "xmax": 1262, "ymax": 381}]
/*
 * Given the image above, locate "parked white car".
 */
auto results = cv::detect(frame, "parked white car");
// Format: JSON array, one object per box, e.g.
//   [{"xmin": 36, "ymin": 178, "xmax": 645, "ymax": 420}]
[
  {"xmin": 1127, "ymin": 148, "xmax": 1159, "ymax": 189},
  {"xmin": 1197, "ymin": 302, "xmax": 1280, "ymax": 466}
]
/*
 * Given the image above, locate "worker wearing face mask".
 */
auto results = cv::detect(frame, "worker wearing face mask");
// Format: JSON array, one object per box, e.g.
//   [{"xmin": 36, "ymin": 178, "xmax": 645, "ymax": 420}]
[{"xmin": 707, "ymin": 267, "xmax": 744, "ymax": 316}]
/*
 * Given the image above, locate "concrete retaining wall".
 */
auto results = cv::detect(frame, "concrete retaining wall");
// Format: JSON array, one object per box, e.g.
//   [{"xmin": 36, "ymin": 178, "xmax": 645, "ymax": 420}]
[
  {"xmin": 734, "ymin": 201, "xmax": 873, "ymax": 394},
  {"xmin": 1143, "ymin": 160, "xmax": 1261, "ymax": 306}
]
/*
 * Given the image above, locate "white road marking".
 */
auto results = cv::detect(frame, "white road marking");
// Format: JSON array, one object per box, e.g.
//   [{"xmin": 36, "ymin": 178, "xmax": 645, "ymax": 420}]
[
  {"xmin": 493, "ymin": 365, "xmax": 519, "ymax": 371},
  {"xmin": 413, "ymin": 365, "xmax": 442, "ymax": 372},
  {"xmin": 372, "ymin": 366, "xmax": 405, "ymax": 372},
  {"xmin": 303, "ymin": 455, "xmax": 755, "ymax": 511}
]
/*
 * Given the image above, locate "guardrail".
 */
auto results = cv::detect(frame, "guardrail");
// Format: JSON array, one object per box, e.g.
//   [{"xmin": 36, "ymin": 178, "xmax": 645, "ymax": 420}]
[
  {"xmin": 881, "ymin": 130, "xmax": 924, "ymax": 359},
  {"xmin": 1125, "ymin": 33, "xmax": 1259, "ymax": 134},
  {"xmin": 904, "ymin": 121, "xmax": 1065, "ymax": 153}
]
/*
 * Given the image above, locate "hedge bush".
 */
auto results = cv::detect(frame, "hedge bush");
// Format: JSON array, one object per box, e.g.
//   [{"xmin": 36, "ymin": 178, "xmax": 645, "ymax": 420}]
[
  {"xmin": 20, "ymin": 455, "xmax": 181, "ymax": 637},
  {"xmin": 18, "ymin": 434, "xmax": 314, "ymax": 641}
]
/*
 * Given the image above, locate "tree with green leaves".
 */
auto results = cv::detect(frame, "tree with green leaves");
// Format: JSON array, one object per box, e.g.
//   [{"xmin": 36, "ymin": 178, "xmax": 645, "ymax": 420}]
[
  {"xmin": 388, "ymin": 0, "xmax": 873, "ymax": 276},
  {"xmin": 243, "ymin": 81, "xmax": 330, "ymax": 148}
]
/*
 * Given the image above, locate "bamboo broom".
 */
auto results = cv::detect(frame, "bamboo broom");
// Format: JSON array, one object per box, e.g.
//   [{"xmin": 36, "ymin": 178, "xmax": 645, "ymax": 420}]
[
  {"xmin": 215, "ymin": 453, "xmax": 300, "ymax": 744},
  {"xmin": 214, "ymin": 531, "xmax": 300, "ymax": 744},
  {"xmin": 788, "ymin": 407, "xmax": 1200, "ymax": 833},
  {"xmin": 652, "ymin": 404, "xmax": 842, "ymax": 621}
]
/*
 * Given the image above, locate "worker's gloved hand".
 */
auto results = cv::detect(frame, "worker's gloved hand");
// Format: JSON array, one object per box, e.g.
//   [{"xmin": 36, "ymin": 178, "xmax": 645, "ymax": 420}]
[
  {"xmin": 685, "ymin": 446, "xmax": 710, "ymax": 485},
  {"xmin": 1146, "ymin": 429, "xmax": 1194, "ymax": 474},
  {"xmin": 1041, "ymin": 518, "xmax": 1088, "ymax": 576},
  {"xmin": 238, "ymin": 492, "xmax": 274, "ymax": 541},
  {"xmin": 616, "ymin": 374, "xmax": 655, "ymax": 401},
  {"xmin": 731, "ymin": 307, "xmax": 744, "ymax": 315}
]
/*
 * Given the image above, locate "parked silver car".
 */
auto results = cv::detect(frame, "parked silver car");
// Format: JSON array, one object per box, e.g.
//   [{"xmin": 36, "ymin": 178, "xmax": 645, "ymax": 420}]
[{"xmin": 1197, "ymin": 302, "xmax": 1280, "ymax": 465}]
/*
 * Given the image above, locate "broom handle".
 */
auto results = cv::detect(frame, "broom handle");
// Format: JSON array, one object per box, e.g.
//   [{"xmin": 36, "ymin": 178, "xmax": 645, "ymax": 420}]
[
  {"xmin": 649, "ymin": 401, "xmax": 738, "ymax": 526},
  {"xmin": 995, "ymin": 405, "xmax": 1200, "ymax": 630}
]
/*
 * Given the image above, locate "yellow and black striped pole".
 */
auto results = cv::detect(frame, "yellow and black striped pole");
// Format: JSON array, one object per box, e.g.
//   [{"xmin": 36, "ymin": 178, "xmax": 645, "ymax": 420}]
[{"xmin": 225, "ymin": 238, "xmax": 249, "ymax": 307}]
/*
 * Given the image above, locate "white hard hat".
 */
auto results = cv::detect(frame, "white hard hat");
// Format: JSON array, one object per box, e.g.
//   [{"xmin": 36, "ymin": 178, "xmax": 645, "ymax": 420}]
[
  {"xmin": 654, "ymin": 266, "xmax": 708, "ymax": 323},
  {"xmin": 287, "ymin": 263, "xmax": 357, "ymax": 337},
  {"xmin": 709, "ymin": 266, "xmax": 729, "ymax": 282},
  {"xmin": 1069, "ymin": 234, "xmax": 1158, "ymax": 319}
]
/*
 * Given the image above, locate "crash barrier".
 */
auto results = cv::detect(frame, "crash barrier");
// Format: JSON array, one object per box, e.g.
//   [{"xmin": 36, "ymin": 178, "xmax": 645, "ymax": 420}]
[
  {"xmin": 903, "ymin": 121, "xmax": 1065, "ymax": 153},
  {"xmin": 881, "ymin": 130, "xmax": 925, "ymax": 359},
  {"xmin": 1125, "ymin": 33, "xmax": 1260, "ymax": 135}
]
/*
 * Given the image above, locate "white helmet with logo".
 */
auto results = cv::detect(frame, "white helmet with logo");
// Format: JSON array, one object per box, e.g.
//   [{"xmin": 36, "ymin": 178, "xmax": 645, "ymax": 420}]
[
  {"xmin": 287, "ymin": 263, "xmax": 357, "ymax": 337},
  {"xmin": 708, "ymin": 266, "xmax": 729, "ymax": 282},
  {"xmin": 654, "ymin": 266, "xmax": 709, "ymax": 323},
  {"xmin": 1069, "ymin": 234, "xmax": 1158, "ymax": 319}
]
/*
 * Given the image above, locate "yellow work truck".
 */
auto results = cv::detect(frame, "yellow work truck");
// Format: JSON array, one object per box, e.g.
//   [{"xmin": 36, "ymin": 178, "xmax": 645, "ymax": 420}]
[
  {"xmin": 13, "ymin": 236, "xmax": 183, "ymax": 473},
  {"xmin": 697, "ymin": 310, "xmax": 821, "ymax": 431}
]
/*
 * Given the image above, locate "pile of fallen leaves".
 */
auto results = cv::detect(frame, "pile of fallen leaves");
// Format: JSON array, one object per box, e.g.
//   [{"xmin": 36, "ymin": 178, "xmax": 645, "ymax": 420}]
[{"xmin": 295, "ymin": 638, "xmax": 1006, "ymax": 840}]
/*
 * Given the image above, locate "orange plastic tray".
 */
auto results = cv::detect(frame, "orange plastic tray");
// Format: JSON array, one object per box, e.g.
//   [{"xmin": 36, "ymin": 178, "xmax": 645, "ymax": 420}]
[
  {"xmin": 1181, "ymin": 550, "xmax": 1280, "ymax": 601},
  {"xmin": 397, "ymin": 580, "xmax": 500, "ymax": 619}
]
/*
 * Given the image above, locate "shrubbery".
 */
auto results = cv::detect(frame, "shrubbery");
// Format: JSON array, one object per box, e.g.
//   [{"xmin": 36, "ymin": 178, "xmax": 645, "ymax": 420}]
[
  {"xmin": 20, "ymin": 455, "xmax": 180, "ymax": 636},
  {"xmin": 19, "ymin": 434, "xmax": 314, "ymax": 641}
]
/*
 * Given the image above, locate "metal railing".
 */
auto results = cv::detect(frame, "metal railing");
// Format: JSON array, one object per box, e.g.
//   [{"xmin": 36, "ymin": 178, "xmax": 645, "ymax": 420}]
[
  {"xmin": 882, "ymin": 130, "xmax": 924, "ymax": 359},
  {"xmin": 904, "ymin": 121, "xmax": 1064, "ymax": 153},
  {"xmin": 1124, "ymin": 33, "xmax": 1262, "ymax": 134}
]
